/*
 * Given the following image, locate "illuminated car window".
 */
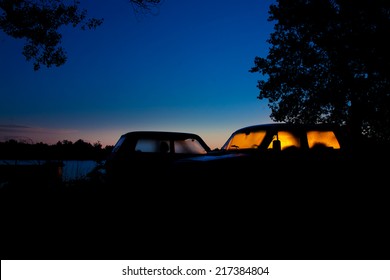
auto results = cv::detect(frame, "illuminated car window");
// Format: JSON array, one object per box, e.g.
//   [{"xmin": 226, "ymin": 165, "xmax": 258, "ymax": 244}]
[
  {"xmin": 267, "ymin": 131, "xmax": 300, "ymax": 150},
  {"xmin": 307, "ymin": 131, "xmax": 340, "ymax": 149},
  {"xmin": 227, "ymin": 131, "xmax": 267, "ymax": 150},
  {"xmin": 175, "ymin": 139, "xmax": 208, "ymax": 154}
]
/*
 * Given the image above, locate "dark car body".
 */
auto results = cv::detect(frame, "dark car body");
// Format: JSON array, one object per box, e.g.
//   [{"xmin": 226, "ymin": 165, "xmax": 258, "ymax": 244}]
[
  {"xmin": 220, "ymin": 123, "xmax": 346, "ymax": 151},
  {"xmin": 102, "ymin": 131, "xmax": 211, "ymax": 186},
  {"xmin": 170, "ymin": 123, "xmax": 351, "ymax": 184}
]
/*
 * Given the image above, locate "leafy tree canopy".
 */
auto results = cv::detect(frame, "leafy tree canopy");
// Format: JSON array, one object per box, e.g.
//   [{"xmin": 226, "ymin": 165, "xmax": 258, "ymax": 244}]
[
  {"xmin": 250, "ymin": 0, "xmax": 390, "ymax": 143},
  {"xmin": 0, "ymin": 0, "xmax": 161, "ymax": 70}
]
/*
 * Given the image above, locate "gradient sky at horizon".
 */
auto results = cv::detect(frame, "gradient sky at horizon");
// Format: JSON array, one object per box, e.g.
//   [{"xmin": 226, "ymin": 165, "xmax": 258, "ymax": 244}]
[{"xmin": 0, "ymin": 0, "xmax": 276, "ymax": 150}]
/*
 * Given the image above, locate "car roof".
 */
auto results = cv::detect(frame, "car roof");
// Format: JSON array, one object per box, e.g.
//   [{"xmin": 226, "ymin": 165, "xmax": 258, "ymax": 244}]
[
  {"xmin": 232, "ymin": 123, "xmax": 342, "ymax": 134},
  {"xmin": 120, "ymin": 131, "xmax": 205, "ymax": 139}
]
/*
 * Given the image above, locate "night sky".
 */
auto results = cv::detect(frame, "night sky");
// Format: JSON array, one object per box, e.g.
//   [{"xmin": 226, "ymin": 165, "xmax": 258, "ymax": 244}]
[{"xmin": 0, "ymin": 0, "xmax": 276, "ymax": 150}]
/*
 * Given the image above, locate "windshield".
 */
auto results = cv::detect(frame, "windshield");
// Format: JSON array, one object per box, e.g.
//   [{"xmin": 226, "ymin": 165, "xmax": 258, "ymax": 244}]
[{"xmin": 222, "ymin": 130, "xmax": 267, "ymax": 150}]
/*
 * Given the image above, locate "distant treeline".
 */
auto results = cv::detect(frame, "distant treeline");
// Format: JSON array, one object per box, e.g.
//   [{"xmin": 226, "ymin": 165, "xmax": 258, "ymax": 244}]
[{"xmin": 0, "ymin": 139, "xmax": 114, "ymax": 161}]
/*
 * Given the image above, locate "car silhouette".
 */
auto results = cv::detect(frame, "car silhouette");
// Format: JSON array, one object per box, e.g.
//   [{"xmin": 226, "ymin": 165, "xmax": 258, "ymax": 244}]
[
  {"xmin": 98, "ymin": 131, "xmax": 211, "ymax": 187},
  {"xmin": 170, "ymin": 123, "xmax": 351, "ymax": 184},
  {"xmin": 220, "ymin": 122, "xmax": 346, "ymax": 155}
]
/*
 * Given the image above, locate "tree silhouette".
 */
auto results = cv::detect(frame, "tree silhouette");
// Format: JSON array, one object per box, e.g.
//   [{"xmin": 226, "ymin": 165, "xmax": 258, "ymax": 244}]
[
  {"xmin": 0, "ymin": 0, "xmax": 161, "ymax": 70},
  {"xmin": 0, "ymin": 138, "xmax": 113, "ymax": 160},
  {"xmin": 250, "ymin": 0, "xmax": 390, "ymax": 145}
]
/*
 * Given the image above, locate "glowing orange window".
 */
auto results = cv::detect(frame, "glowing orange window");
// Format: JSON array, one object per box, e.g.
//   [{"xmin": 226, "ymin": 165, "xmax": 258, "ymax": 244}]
[
  {"xmin": 267, "ymin": 131, "xmax": 300, "ymax": 150},
  {"xmin": 307, "ymin": 131, "xmax": 340, "ymax": 149},
  {"xmin": 227, "ymin": 131, "xmax": 267, "ymax": 150}
]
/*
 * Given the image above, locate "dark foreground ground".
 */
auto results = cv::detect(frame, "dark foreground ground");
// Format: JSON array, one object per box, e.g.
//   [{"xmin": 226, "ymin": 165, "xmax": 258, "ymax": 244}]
[{"xmin": 1, "ymin": 155, "xmax": 389, "ymax": 261}]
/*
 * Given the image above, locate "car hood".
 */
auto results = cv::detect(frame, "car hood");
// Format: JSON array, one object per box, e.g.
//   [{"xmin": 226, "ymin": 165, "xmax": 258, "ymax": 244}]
[{"xmin": 175, "ymin": 152, "xmax": 249, "ymax": 163}]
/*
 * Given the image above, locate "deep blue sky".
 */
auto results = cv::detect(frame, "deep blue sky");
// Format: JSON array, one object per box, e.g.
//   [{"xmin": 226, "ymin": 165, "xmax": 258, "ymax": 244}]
[{"xmin": 0, "ymin": 0, "xmax": 276, "ymax": 149}]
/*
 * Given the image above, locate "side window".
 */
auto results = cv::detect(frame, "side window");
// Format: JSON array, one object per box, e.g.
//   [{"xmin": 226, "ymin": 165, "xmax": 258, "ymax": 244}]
[
  {"xmin": 307, "ymin": 131, "xmax": 340, "ymax": 149},
  {"xmin": 174, "ymin": 139, "xmax": 208, "ymax": 154},
  {"xmin": 267, "ymin": 131, "xmax": 301, "ymax": 150},
  {"xmin": 135, "ymin": 139, "xmax": 168, "ymax": 153}
]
